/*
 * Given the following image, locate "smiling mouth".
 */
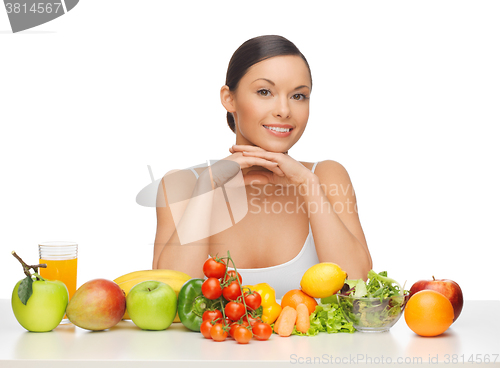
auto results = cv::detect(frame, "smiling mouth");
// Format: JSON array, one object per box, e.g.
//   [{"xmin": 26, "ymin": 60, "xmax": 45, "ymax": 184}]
[{"xmin": 263, "ymin": 125, "xmax": 293, "ymax": 133}]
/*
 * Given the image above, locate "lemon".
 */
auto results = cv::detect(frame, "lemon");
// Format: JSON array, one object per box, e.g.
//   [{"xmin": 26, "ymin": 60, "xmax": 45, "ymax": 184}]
[{"xmin": 300, "ymin": 262, "xmax": 347, "ymax": 298}]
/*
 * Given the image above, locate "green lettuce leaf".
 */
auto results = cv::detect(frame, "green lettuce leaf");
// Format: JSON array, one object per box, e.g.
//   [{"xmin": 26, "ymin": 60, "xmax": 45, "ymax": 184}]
[
  {"xmin": 346, "ymin": 279, "xmax": 367, "ymax": 297},
  {"xmin": 365, "ymin": 270, "xmax": 403, "ymax": 300},
  {"xmin": 290, "ymin": 303, "xmax": 355, "ymax": 336}
]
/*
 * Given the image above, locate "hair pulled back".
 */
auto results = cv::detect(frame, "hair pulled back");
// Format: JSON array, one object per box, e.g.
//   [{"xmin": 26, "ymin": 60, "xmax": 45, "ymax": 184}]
[{"xmin": 225, "ymin": 35, "xmax": 312, "ymax": 134}]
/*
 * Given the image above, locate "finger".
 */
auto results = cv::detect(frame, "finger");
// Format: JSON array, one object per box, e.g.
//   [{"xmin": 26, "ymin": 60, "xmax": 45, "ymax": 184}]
[
  {"xmin": 231, "ymin": 145, "xmax": 265, "ymax": 152},
  {"xmin": 242, "ymin": 150, "xmax": 279, "ymax": 163},
  {"xmin": 243, "ymin": 152, "xmax": 285, "ymax": 176},
  {"xmin": 242, "ymin": 157, "xmax": 284, "ymax": 176}
]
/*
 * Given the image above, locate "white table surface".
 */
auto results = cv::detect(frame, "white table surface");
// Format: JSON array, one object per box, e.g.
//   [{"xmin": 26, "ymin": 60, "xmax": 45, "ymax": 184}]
[{"xmin": 1, "ymin": 299, "xmax": 498, "ymax": 368}]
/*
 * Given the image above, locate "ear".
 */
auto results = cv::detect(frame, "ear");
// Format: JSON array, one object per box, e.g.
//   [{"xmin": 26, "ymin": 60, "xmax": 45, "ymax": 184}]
[{"xmin": 220, "ymin": 85, "xmax": 236, "ymax": 113}]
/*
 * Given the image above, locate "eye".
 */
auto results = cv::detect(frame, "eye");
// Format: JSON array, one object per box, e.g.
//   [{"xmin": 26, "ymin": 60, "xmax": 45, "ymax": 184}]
[
  {"xmin": 291, "ymin": 93, "xmax": 307, "ymax": 101},
  {"xmin": 257, "ymin": 89, "xmax": 271, "ymax": 97}
]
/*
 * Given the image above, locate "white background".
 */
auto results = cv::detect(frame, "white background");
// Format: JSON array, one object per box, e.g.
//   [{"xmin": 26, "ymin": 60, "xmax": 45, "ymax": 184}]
[{"xmin": 1, "ymin": 1, "xmax": 498, "ymax": 301}]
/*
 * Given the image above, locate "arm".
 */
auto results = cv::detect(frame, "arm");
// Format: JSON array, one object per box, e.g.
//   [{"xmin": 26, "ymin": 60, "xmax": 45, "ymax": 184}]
[
  {"xmin": 302, "ymin": 160, "xmax": 372, "ymax": 280},
  {"xmin": 153, "ymin": 169, "xmax": 216, "ymax": 278}
]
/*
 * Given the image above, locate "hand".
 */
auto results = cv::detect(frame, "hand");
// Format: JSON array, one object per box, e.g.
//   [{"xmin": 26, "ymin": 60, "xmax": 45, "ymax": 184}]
[
  {"xmin": 229, "ymin": 145, "xmax": 316, "ymax": 187},
  {"xmin": 212, "ymin": 147, "xmax": 284, "ymax": 186}
]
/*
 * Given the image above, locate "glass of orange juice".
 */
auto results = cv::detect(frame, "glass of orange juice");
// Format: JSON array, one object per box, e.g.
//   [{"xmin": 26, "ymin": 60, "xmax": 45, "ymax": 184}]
[{"xmin": 39, "ymin": 241, "xmax": 78, "ymax": 324}]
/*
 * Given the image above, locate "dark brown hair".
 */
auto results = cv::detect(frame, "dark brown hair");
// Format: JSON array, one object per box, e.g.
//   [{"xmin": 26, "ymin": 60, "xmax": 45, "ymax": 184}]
[{"xmin": 225, "ymin": 35, "xmax": 312, "ymax": 133}]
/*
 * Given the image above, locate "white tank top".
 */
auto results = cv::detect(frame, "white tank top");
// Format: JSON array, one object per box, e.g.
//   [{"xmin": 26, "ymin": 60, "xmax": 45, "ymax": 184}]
[{"xmin": 191, "ymin": 161, "xmax": 321, "ymax": 299}]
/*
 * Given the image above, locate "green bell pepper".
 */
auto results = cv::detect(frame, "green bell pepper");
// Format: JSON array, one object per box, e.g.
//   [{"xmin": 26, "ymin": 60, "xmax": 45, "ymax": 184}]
[{"xmin": 177, "ymin": 278, "xmax": 212, "ymax": 332}]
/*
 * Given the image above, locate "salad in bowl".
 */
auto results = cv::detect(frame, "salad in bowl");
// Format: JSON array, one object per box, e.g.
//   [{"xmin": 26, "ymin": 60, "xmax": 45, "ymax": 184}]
[{"xmin": 335, "ymin": 270, "xmax": 410, "ymax": 332}]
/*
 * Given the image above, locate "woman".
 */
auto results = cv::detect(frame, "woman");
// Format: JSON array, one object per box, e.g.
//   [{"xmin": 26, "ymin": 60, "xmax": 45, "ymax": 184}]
[{"xmin": 153, "ymin": 35, "xmax": 372, "ymax": 297}]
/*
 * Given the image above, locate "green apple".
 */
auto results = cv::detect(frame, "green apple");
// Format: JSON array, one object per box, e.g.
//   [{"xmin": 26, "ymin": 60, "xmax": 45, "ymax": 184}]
[
  {"xmin": 126, "ymin": 280, "xmax": 177, "ymax": 330},
  {"xmin": 12, "ymin": 278, "xmax": 69, "ymax": 332}
]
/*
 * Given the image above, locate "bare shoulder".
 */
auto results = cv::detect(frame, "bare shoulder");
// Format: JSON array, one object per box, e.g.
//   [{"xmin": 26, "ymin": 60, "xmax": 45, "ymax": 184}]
[
  {"xmin": 314, "ymin": 160, "xmax": 355, "ymax": 200},
  {"xmin": 299, "ymin": 160, "xmax": 350, "ymax": 183},
  {"xmin": 314, "ymin": 160, "xmax": 351, "ymax": 184}
]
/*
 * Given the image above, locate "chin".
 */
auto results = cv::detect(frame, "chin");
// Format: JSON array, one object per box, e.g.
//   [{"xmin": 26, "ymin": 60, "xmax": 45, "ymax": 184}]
[
  {"xmin": 257, "ymin": 142, "xmax": 290, "ymax": 153},
  {"xmin": 267, "ymin": 147, "xmax": 288, "ymax": 154}
]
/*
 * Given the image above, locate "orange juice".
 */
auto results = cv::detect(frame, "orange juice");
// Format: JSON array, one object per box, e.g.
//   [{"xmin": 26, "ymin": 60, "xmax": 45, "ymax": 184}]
[{"xmin": 39, "ymin": 257, "xmax": 78, "ymax": 300}]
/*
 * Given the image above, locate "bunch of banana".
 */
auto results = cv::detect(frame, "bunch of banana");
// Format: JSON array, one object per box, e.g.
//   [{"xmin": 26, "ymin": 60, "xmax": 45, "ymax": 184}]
[{"xmin": 114, "ymin": 269, "xmax": 191, "ymax": 322}]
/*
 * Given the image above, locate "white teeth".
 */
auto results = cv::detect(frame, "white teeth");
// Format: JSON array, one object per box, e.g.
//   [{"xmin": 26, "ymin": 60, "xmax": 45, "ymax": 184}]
[{"xmin": 264, "ymin": 125, "xmax": 291, "ymax": 133}]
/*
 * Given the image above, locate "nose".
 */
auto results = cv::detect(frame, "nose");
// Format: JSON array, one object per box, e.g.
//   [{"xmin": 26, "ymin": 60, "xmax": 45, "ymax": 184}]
[{"xmin": 273, "ymin": 96, "xmax": 291, "ymax": 119}]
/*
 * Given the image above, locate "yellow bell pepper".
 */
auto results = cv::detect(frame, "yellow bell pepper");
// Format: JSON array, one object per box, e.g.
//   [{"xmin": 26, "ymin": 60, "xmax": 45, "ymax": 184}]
[{"xmin": 243, "ymin": 283, "xmax": 282, "ymax": 324}]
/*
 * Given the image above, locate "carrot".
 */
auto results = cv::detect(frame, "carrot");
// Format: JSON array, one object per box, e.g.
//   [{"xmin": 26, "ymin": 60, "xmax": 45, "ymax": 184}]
[
  {"xmin": 273, "ymin": 309, "xmax": 284, "ymax": 334},
  {"xmin": 295, "ymin": 303, "xmax": 310, "ymax": 333},
  {"xmin": 277, "ymin": 306, "xmax": 298, "ymax": 337}
]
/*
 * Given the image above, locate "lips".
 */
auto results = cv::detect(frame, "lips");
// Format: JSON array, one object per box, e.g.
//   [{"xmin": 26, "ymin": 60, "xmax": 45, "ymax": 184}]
[
  {"xmin": 264, "ymin": 123, "xmax": 293, "ymax": 128},
  {"xmin": 263, "ymin": 125, "xmax": 293, "ymax": 137}
]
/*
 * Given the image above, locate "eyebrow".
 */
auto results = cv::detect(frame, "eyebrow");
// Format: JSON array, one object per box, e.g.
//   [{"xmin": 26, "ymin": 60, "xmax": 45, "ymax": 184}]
[{"xmin": 252, "ymin": 78, "xmax": 311, "ymax": 91}]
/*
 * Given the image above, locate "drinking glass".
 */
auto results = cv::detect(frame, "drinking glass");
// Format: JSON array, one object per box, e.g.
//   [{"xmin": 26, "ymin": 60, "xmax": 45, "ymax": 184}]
[{"xmin": 39, "ymin": 241, "xmax": 78, "ymax": 324}]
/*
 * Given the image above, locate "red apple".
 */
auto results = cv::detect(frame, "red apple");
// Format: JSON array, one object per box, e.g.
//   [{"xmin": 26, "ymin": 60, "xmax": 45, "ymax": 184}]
[
  {"xmin": 66, "ymin": 279, "xmax": 126, "ymax": 331},
  {"xmin": 409, "ymin": 276, "xmax": 463, "ymax": 322}
]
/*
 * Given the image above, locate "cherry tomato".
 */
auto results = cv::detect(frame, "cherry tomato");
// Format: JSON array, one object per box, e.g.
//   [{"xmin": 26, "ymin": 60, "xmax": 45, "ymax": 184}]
[
  {"xmin": 252, "ymin": 322, "xmax": 272, "ymax": 341},
  {"xmin": 210, "ymin": 323, "xmax": 228, "ymax": 342},
  {"xmin": 223, "ymin": 270, "xmax": 242, "ymax": 284},
  {"xmin": 202, "ymin": 278, "xmax": 222, "ymax": 299},
  {"xmin": 225, "ymin": 301, "xmax": 246, "ymax": 321},
  {"xmin": 233, "ymin": 326, "xmax": 253, "ymax": 344},
  {"xmin": 229, "ymin": 322, "xmax": 240, "ymax": 338},
  {"xmin": 203, "ymin": 257, "xmax": 226, "ymax": 279},
  {"xmin": 222, "ymin": 280, "xmax": 242, "ymax": 301},
  {"xmin": 230, "ymin": 319, "xmax": 248, "ymax": 336},
  {"xmin": 244, "ymin": 291, "xmax": 262, "ymax": 311},
  {"xmin": 202, "ymin": 309, "xmax": 223, "ymax": 322},
  {"xmin": 243, "ymin": 315, "xmax": 260, "ymax": 327},
  {"xmin": 200, "ymin": 320, "xmax": 213, "ymax": 339}
]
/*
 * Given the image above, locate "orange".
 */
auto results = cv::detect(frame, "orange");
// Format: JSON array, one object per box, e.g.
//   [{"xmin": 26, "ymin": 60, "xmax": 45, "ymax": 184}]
[
  {"xmin": 281, "ymin": 289, "xmax": 317, "ymax": 315},
  {"xmin": 404, "ymin": 290, "xmax": 454, "ymax": 337}
]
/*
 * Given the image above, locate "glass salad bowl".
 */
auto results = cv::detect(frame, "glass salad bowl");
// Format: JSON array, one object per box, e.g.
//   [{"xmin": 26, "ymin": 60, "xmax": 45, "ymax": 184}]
[{"xmin": 337, "ymin": 292, "xmax": 410, "ymax": 332}]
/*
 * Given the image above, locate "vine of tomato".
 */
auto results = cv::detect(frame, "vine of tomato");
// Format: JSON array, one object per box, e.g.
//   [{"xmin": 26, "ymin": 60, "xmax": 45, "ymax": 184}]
[
  {"xmin": 223, "ymin": 270, "xmax": 242, "ymax": 284},
  {"xmin": 196, "ymin": 251, "xmax": 274, "ymax": 344},
  {"xmin": 243, "ymin": 315, "xmax": 260, "ymax": 327}
]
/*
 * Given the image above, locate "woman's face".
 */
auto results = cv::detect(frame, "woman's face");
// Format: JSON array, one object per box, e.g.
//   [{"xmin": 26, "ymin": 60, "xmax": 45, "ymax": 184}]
[{"xmin": 224, "ymin": 55, "xmax": 312, "ymax": 153}]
